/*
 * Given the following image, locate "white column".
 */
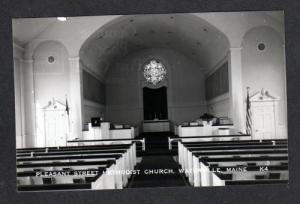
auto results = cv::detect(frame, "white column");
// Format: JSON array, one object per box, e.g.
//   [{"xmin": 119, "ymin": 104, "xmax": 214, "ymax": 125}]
[
  {"xmin": 13, "ymin": 43, "xmax": 26, "ymax": 148},
  {"xmin": 14, "ymin": 58, "xmax": 23, "ymax": 148},
  {"xmin": 279, "ymin": 44, "xmax": 287, "ymax": 139},
  {"xmin": 69, "ymin": 57, "xmax": 83, "ymax": 139},
  {"xmin": 283, "ymin": 44, "xmax": 287, "ymax": 138},
  {"xmin": 22, "ymin": 59, "xmax": 37, "ymax": 147},
  {"xmin": 228, "ymin": 47, "xmax": 245, "ymax": 133}
]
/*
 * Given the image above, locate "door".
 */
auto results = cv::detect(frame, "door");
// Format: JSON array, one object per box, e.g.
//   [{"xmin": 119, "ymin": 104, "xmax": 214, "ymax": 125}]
[
  {"xmin": 44, "ymin": 110, "xmax": 67, "ymax": 147},
  {"xmin": 251, "ymin": 102, "xmax": 276, "ymax": 140}
]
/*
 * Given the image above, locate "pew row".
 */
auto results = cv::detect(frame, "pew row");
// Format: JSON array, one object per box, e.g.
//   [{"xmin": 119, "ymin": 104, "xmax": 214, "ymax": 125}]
[
  {"xmin": 168, "ymin": 134, "xmax": 252, "ymax": 150},
  {"xmin": 17, "ymin": 142, "xmax": 138, "ymax": 191},
  {"xmin": 177, "ymin": 139, "xmax": 288, "ymax": 187}
]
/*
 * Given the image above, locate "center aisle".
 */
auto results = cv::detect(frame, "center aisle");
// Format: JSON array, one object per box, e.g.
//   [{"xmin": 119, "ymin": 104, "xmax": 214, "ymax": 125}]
[
  {"xmin": 127, "ymin": 132, "xmax": 189, "ymax": 188},
  {"xmin": 127, "ymin": 155, "xmax": 189, "ymax": 188}
]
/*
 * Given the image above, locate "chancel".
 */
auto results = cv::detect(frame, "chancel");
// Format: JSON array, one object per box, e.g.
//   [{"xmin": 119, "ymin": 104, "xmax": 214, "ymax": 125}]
[{"xmin": 12, "ymin": 11, "xmax": 288, "ymax": 191}]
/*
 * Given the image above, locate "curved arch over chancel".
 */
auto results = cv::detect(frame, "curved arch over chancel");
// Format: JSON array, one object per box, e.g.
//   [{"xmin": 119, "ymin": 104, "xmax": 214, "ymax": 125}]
[{"xmin": 79, "ymin": 14, "xmax": 230, "ymax": 78}]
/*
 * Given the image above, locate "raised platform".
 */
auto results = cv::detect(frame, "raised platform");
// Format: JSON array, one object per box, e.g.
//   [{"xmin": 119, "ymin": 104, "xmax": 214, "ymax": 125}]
[{"xmin": 143, "ymin": 120, "xmax": 170, "ymax": 132}]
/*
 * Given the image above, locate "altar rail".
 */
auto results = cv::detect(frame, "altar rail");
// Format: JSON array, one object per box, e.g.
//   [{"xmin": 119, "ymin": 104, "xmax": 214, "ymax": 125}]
[
  {"xmin": 67, "ymin": 138, "xmax": 146, "ymax": 151},
  {"xmin": 168, "ymin": 134, "xmax": 251, "ymax": 150}
]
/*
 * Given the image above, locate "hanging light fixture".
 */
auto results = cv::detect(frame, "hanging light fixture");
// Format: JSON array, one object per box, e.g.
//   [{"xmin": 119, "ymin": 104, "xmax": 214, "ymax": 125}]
[{"xmin": 143, "ymin": 60, "xmax": 166, "ymax": 85}]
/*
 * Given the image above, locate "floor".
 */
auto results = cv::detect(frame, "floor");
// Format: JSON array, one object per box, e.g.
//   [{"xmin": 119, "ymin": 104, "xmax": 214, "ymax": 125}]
[{"xmin": 127, "ymin": 132, "xmax": 189, "ymax": 188}]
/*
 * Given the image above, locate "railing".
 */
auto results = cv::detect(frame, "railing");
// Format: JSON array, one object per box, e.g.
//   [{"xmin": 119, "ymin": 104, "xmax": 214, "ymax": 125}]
[
  {"xmin": 67, "ymin": 138, "xmax": 146, "ymax": 151},
  {"xmin": 168, "ymin": 134, "xmax": 251, "ymax": 150}
]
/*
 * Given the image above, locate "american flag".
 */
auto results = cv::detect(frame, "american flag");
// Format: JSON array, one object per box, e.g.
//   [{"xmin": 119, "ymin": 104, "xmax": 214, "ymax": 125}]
[
  {"xmin": 65, "ymin": 96, "xmax": 71, "ymax": 139},
  {"xmin": 65, "ymin": 97, "xmax": 69, "ymax": 116},
  {"xmin": 246, "ymin": 87, "xmax": 252, "ymax": 135}
]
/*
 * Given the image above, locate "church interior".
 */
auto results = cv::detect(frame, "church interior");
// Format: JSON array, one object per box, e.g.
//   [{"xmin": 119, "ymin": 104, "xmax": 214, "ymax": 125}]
[{"xmin": 12, "ymin": 11, "xmax": 288, "ymax": 191}]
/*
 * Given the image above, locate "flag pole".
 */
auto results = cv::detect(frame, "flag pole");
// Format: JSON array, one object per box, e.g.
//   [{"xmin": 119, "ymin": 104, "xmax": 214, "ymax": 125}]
[
  {"xmin": 65, "ymin": 95, "xmax": 71, "ymax": 142},
  {"xmin": 246, "ymin": 87, "xmax": 252, "ymax": 139}
]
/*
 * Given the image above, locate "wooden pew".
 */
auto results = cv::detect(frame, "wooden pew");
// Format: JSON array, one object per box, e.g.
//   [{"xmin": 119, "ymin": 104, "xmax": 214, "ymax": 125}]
[
  {"xmin": 16, "ymin": 143, "xmax": 133, "ymax": 153},
  {"xmin": 178, "ymin": 142, "xmax": 287, "ymax": 181},
  {"xmin": 17, "ymin": 157, "xmax": 129, "ymax": 190},
  {"xmin": 211, "ymin": 164, "xmax": 288, "ymax": 182},
  {"xmin": 18, "ymin": 183, "xmax": 93, "ymax": 191},
  {"xmin": 179, "ymin": 140, "xmax": 287, "ymax": 174},
  {"xmin": 17, "ymin": 160, "xmax": 117, "ymax": 190},
  {"xmin": 182, "ymin": 139, "xmax": 287, "ymax": 147},
  {"xmin": 16, "ymin": 143, "xmax": 138, "ymax": 191},
  {"xmin": 177, "ymin": 139, "xmax": 288, "ymax": 186},
  {"xmin": 225, "ymin": 179, "xmax": 288, "ymax": 185},
  {"xmin": 198, "ymin": 157, "xmax": 288, "ymax": 186},
  {"xmin": 17, "ymin": 167, "xmax": 107, "ymax": 190},
  {"xmin": 178, "ymin": 140, "xmax": 287, "ymax": 172},
  {"xmin": 17, "ymin": 143, "xmax": 137, "ymax": 172},
  {"xmin": 192, "ymin": 154, "xmax": 288, "ymax": 186},
  {"xmin": 168, "ymin": 134, "xmax": 253, "ymax": 150},
  {"xmin": 17, "ymin": 153, "xmax": 129, "ymax": 188}
]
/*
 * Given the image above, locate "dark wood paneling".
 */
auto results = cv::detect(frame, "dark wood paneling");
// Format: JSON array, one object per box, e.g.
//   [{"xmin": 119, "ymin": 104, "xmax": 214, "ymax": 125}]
[
  {"xmin": 205, "ymin": 62, "xmax": 229, "ymax": 100},
  {"xmin": 82, "ymin": 70, "xmax": 105, "ymax": 104}
]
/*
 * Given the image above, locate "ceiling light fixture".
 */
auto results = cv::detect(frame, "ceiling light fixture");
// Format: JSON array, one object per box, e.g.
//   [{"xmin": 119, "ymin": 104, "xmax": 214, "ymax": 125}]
[{"xmin": 57, "ymin": 17, "xmax": 67, "ymax": 22}]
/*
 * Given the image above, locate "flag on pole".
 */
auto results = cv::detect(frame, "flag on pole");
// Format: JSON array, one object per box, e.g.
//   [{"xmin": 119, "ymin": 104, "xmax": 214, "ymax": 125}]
[
  {"xmin": 65, "ymin": 96, "xmax": 71, "ymax": 140},
  {"xmin": 65, "ymin": 97, "xmax": 69, "ymax": 116},
  {"xmin": 246, "ymin": 87, "xmax": 252, "ymax": 135}
]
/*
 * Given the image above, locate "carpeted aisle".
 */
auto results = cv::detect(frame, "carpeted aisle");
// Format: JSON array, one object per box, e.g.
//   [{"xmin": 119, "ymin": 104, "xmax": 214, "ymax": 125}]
[
  {"xmin": 127, "ymin": 155, "xmax": 189, "ymax": 188},
  {"xmin": 127, "ymin": 132, "xmax": 189, "ymax": 188}
]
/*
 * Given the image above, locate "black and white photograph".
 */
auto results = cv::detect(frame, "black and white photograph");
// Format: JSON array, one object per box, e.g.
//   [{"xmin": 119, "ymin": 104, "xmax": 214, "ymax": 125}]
[{"xmin": 12, "ymin": 11, "xmax": 288, "ymax": 192}]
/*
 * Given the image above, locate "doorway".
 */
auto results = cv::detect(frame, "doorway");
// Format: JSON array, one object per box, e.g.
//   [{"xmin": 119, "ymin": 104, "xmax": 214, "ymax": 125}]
[{"xmin": 143, "ymin": 87, "xmax": 168, "ymax": 120}]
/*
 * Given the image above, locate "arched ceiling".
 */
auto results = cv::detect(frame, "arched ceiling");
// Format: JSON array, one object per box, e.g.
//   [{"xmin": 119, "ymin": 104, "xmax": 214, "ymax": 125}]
[{"xmin": 79, "ymin": 14, "xmax": 230, "ymax": 78}]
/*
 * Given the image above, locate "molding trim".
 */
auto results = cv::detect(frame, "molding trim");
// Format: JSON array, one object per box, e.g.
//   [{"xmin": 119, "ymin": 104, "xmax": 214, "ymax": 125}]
[
  {"xmin": 106, "ymin": 103, "xmax": 207, "ymax": 111},
  {"xmin": 80, "ymin": 59, "xmax": 105, "ymax": 82},
  {"xmin": 83, "ymin": 99, "xmax": 105, "ymax": 109},
  {"xmin": 69, "ymin": 56, "xmax": 80, "ymax": 61},
  {"xmin": 206, "ymin": 54, "xmax": 229, "ymax": 76},
  {"xmin": 13, "ymin": 42, "xmax": 25, "ymax": 52},
  {"xmin": 229, "ymin": 47, "xmax": 243, "ymax": 51},
  {"xmin": 207, "ymin": 93, "xmax": 230, "ymax": 105},
  {"xmin": 13, "ymin": 42, "xmax": 25, "ymax": 60},
  {"xmin": 21, "ymin": 59, "xmax": 34, "ymax": 63}
]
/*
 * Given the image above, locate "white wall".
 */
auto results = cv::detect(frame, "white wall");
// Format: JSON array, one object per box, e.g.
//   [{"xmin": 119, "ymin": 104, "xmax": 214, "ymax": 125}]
[
  {"xmin": 241, "ymin": 26, "xmax": 287, "ymax": 138},
  {"xmin": 33, "ymin": 41, "xmax": 70, "ymax": 106},
  {"xmin": 105, "ymin": 48, "xmax": 207, "ymax": 126},
  {"xmin": 13, "ymin": 45, "xmax": 25, "ymax": 148},
  {"xmin": 14, "ymin": 40, "xmax": 83, "ymax": 147},
  {"xmin": 32, "ymin": 41, "xmax": 71, "ymax": 145},
  {"xmin": 207, "ymin": 93, "xmax": 230, "ymax": 118},
  {"xmin": 82, "ymin": 100, "xmax": 105, "ymax": 126}
]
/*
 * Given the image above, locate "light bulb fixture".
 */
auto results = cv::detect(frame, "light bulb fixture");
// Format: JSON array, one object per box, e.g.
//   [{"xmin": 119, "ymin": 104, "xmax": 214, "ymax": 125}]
[
  {"xmin": 57, "ymin": 17, "xmax": 67, "ymax": 22},
  {"xmin": 143, "ymin": 60, "xmax": 166, "ymax": 85}
]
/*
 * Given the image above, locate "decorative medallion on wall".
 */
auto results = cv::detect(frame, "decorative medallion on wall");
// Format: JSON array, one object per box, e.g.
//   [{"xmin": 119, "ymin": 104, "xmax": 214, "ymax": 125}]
[
  {"xmin": 143, "ymin": 60, "xmax": 167, "ymax": 85},
  {"xmin": 257, "ymin": 43, "xmax": 266, "ymax": 51},
  {"xmin": 48, "ymin": 56, "xmax": 55, "ymax": 63}
]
